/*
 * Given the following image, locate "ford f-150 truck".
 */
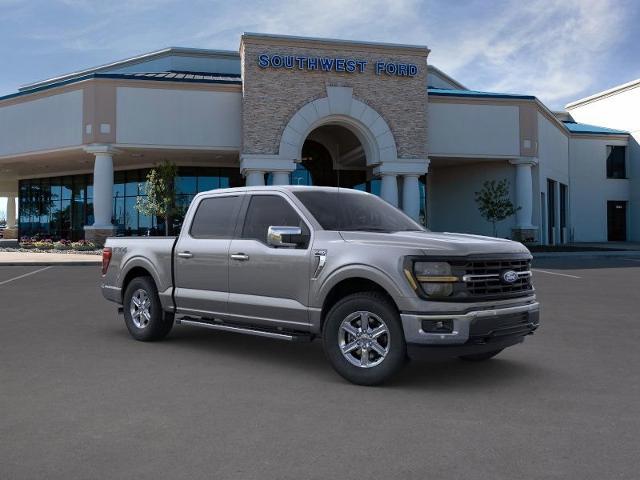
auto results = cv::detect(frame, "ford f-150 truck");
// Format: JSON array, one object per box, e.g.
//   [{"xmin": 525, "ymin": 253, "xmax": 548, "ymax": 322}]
[{"xmin": 101, "ymin": 186, "xmax": 540, "ymax": 385}]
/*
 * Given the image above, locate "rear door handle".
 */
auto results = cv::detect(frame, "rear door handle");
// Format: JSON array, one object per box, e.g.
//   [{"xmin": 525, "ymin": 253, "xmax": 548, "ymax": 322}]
[
  {"xmin": 177, "ymin": 251, "xmax": 193, "ymax": 259},
  {"xmin": 230, "ymin": 253, "xmax": 249, "ymax": 261}
]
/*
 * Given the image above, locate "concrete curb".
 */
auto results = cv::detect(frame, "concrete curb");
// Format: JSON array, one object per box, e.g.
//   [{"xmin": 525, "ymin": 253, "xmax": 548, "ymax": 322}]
[{"xmin": 532, "ymin": 251, "xmax": 640, "ymax": 258}]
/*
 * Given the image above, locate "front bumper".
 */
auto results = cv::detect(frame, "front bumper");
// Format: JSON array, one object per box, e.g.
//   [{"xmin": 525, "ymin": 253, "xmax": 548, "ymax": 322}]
[{"xmin": 401, "ymin": 301, "xmax": 540, "ymax": 347}]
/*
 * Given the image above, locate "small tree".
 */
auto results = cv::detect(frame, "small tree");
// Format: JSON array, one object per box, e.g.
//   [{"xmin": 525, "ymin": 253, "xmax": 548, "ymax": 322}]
[
  {"xmin": 474, "ymin": 179, "xmax": 520, "ymax": 237},
  {"xmin": 135, "ymin": 161, "xmax": 178, "ymax": 236}
]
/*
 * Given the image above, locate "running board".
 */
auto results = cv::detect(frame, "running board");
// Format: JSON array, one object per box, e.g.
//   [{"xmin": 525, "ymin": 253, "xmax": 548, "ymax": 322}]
[{"xmin": 176, "ymin": 317, "xmax": 313, "ymax": 342}]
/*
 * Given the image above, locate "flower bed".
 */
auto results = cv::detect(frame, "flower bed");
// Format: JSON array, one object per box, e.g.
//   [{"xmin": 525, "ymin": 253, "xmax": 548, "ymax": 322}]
[{"xmin": 0, "ymin": 236, "xmax": 102, "ymax": 255}]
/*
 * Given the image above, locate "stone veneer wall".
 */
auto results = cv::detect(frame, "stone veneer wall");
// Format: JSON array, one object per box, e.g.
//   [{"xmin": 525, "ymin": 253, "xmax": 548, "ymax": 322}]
[{"xmin": 240, "ymin": 36, "xmax": 429, "ymax": 160}]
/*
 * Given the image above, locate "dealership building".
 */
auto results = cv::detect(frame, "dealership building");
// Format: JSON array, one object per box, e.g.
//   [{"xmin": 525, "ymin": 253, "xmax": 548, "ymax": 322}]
[{"xmin": 0, "ymin": 33, "xmax": 636, "ymax": 244}]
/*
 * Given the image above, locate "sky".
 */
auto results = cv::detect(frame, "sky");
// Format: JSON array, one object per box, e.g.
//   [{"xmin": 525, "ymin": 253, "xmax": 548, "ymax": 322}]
[{"xmin": 0, "ymin": 0, "xmax": 639, "ymax": 216}]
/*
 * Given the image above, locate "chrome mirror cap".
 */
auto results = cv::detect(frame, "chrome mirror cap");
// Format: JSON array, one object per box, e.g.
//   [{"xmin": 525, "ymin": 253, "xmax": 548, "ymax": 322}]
[{"xmin": 267, "ymin": 226, "xmax": 302, "ymax": 248}]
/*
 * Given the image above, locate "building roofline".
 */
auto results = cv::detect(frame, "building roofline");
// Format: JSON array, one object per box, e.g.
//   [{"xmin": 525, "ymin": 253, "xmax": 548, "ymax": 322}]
[
  {"xmin": 562, "ymin": 120, "xmax": 628, "ymax": 135},
  {"xmin": 429, "ymin": 88, "xmax": 629, "ymax": 139},
  {"xmin": 565, "ymin": 78, "xmax": 640, "ymax": 109},
  {"xmin": 428, "ymin": 88, "xmax": 535, "ymax": 100},
  {"xmin": 241, "ymin": 32, "xmax": 430, "ymax": 55},
  {"xmin": 1, "ymin": 72, "xmax": 241, "ymax": 104},
  {"xmin": 427, "ymin": 65, "xmax": 467, "ymax": 90},
  {"xmin": 19, "ymin": 47, "xmax": 240, "ymax": 92}
]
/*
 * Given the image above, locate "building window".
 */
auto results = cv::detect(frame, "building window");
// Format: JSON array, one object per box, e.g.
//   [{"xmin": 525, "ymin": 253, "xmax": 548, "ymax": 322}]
[
  {"xmin": 18, "ymin": 166, "xmax": 243, "ymax": 240},
  {"xmin": 606, "ymin": 146, "xmax": 626, "ymax": 179}
]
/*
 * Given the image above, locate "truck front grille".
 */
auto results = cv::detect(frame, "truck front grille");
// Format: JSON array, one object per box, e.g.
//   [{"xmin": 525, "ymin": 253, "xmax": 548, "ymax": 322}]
[
  {"xmin": 431, "ymin": 256, "xmax": 534, "ymax": 301},
  {"xmin": 462, "ymin": 258, "xmax": 532, "ymax": 297}
]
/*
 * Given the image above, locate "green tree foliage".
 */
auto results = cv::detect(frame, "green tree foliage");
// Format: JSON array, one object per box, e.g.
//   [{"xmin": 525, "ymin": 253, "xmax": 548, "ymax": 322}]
[
  {"xmin": 135, "ymin": 161, "xmax": 178, "ymax": 235},
  {"xmin": 474, "ymin": 179, "xmax": 520, "ymax": 237}
]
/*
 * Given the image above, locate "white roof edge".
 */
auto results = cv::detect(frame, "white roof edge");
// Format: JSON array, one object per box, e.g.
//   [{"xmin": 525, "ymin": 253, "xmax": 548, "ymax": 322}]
[
  {"xmin": 19, "ymin": 46, "xmax": 240, "ymax": 92},
  {"xmin": 241, "ymin": 32, "xmax": 430, "ymax": 53},
  {"xmin": 427, "ymin": 65, "xmax": 467, "ymax": 90},
  {"xmin": 565, "ymin": 78, "xmax": 640, "ymax": 109}
]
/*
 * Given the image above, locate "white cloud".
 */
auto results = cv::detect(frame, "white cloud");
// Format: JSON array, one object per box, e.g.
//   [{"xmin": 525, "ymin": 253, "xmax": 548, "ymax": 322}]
[
  {"xmin": 4, "ymin": 0, "xmax": 635, "ymax": 109},
  {"xmin": 423, "ymin": 0, "xmax": 630, "ymax": 107},
  {"xmin": 186, "ymin": 0, "xmax": 633, "ymax": 107}
]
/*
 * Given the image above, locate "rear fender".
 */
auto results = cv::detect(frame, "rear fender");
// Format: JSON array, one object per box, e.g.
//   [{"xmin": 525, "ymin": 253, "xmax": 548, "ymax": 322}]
[{"xmin": 119, "ymin": 256, "xmax": 173, "ymax": 310}]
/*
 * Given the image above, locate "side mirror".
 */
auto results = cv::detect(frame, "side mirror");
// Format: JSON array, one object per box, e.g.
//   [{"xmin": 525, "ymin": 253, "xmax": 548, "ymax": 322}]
[{"xmin": 267, "ymin": 226, "xmax": 303, "ymax": 248}]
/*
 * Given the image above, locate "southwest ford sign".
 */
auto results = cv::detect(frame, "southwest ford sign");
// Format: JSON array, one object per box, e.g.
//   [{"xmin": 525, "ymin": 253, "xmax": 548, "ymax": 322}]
[{"xmin": 257, "ymin": 54, "xmax": 418, "ymax": 77}]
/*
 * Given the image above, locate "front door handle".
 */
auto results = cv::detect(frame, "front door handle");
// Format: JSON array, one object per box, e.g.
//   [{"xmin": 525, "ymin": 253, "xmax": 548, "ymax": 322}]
[
  {"xmin": 230, "ymin": 253, "xmax": 249, "ymax": 261},
  {"xmin": 177, "ymin": 251, "xmax": 193, "ymax": 259}
]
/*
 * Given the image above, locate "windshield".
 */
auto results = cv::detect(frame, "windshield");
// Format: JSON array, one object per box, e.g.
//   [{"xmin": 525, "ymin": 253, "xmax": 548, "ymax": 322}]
[{"xmin": 294, "ymin": 190, "xmax": 424, "ymax": 232}]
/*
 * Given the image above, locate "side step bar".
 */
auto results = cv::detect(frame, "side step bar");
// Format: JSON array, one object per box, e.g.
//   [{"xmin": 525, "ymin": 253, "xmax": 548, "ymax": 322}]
[{"xmin": 176, "ymin": 317, "xmax": 313, "ymax": 342}]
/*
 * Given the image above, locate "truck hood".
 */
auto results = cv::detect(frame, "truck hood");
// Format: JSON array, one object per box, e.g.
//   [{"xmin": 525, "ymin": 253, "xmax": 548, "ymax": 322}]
[{"xmin": 339, "ymin": 230, "xmax": 531, "ymax": 257}]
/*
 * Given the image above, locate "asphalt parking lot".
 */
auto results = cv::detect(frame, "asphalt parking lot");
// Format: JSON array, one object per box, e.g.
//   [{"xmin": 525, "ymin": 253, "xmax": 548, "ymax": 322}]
[{"xmin": 1, "ymin": 257, "xmax": 639, "ymax": 479}]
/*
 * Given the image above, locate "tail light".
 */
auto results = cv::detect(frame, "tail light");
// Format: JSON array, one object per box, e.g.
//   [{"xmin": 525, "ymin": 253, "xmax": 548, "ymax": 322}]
[{"xmin": 102, "ymin": 247, "xmax": 112, "ymax": 276}]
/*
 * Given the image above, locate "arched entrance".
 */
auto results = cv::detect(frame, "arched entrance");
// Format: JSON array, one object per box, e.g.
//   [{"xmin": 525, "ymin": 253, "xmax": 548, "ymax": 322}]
[
  {"xmin": 292, "ymin": 124, "xmax": 382, "ymax": 193},
  {"xmin": 242, "ymin": 86, "xmax": 428, "ymax": 221}
]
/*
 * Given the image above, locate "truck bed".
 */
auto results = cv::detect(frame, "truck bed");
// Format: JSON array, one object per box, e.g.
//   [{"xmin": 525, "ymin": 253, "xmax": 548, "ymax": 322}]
[{"xmin": 102, "ymin": 236, "xmax": 177, "ymax": 309}]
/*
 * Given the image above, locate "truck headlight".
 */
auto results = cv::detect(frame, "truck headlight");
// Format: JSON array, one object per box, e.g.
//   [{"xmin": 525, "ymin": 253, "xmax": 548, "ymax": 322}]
[{"xmin": 413, "ymin": 261, "xmax": 457, "ymax": 297}]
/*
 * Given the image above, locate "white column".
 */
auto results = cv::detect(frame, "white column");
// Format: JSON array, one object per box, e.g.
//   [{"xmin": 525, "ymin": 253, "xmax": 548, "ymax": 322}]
[
  {"xmin": 380, "ymin": 174, "xmax": 398, "ymax": 207},
  {"xmin": 84, "ymin": 145, "xmax": 117, "ymax": 232},
  {"xmin": 92, "ymin": 153, "xmax": 114, "ymax": 227},
  {"xmin": 245, "ymin": 170, "xmax": 265, "ymax": 186},
  {"xmin": 401, "ymin": 175, "xmax": 420, "ymax": 220},
  {"xmin": 510, "ymin": 158, "xmax": 537, "ymax": 229},
  {"xmin": 240, "ymin": 154, "xmax": 294, "ymax": 188},
  {"xmin": 271, "ymin": 171, "xmax": 290, "ymax": 185},
  {"xmin": 6, "ymin": 195, "xmax": 16, "ymax": 229}
]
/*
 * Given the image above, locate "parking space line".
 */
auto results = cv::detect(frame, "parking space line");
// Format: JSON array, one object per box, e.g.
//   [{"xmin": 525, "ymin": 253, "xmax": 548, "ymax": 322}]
[
  {"xmin": 532, "ymin": 269, "xmax": 581, "ymax": 279},
  {"xmin": 623, "ymin": 258, "xmax": 640, "ymax": 263},
  {"xmin": 0, "ymin": 266, "xmax": 52, "ymax": 286}
]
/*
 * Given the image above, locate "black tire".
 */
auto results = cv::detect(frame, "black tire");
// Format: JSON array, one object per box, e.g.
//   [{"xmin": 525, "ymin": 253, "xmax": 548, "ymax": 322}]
[
  {"xmin": 123, "ymin": 276, "xmax": 173, "ymax": 342},
  {"xmin": 459, "ymin": 349, "xmax": 503, "ymax": 362},
  {"xmin": 322, "ymin": 292, "xmax": 406, "ymax": 386}
]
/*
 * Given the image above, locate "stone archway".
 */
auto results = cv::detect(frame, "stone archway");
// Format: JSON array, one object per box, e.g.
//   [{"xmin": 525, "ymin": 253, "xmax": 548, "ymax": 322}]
[{"xmin": 278, "ymin": 86, "xmax": 398, "ymax": 166}]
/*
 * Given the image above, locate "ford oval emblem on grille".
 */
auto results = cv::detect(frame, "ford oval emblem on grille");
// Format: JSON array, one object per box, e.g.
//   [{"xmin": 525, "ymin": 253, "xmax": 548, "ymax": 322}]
[{"xmin": 501, "ymin": 270, "xmax": 519, "ymax": 284}]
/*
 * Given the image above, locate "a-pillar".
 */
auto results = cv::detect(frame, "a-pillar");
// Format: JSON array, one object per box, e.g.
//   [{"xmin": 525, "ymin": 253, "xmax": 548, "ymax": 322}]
[
  {"xmin": 84, "ymin": 145, "xmax": 118, "ymax": 246},
  {"xmin": 509, "ymin": 157, "xmax": 538, "ymax": 242}
]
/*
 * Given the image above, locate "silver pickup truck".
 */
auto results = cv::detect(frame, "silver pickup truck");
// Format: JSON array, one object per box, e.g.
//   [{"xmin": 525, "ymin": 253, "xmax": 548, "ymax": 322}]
[{"xmin": 101, "ymin": 186, "xmax": 540, "ymax": 385}]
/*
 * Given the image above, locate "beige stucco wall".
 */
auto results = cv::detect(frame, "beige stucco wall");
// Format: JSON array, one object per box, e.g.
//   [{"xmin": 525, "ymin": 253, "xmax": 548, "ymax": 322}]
[
  {"xmin": 116, "ymin": 86, "xmax": 242, "ymax": 148},
  {"xmin": 240, "ymin": 35, "xmax": 429, "ymax": 160},
  {"xmin": 0, "ymin": 89, "xmax": 83, "ymax": 157},
  {"xmin": 427, "ymin": 102, "xmax": 520, "ymax": 157}
]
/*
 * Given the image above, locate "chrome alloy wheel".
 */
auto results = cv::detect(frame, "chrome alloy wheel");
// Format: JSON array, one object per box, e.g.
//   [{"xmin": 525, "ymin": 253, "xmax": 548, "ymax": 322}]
[
  {"xmin": 338, "ymin": 311, "xmax": 390, "ymax": 368},
  {"xmin": 130, "ymin": 288, "xmax": 152, "ymax": 329}
]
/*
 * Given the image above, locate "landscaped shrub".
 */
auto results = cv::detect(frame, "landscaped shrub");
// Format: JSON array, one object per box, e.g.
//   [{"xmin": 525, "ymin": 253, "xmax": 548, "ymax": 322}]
[
  {"xmin": 53, "ymin": 239, "xmax": 72, "ymax": 250},
  {"xmin": 33, "ymin": 239, "xmax": 54, "ymax": 250},
  {"xmin": 19, "ymin": 236, "xmax": 35, "ymax": 249},
  {"xmin": 70, "ymin": 240, "xmax": 98, "ymax": 251}
]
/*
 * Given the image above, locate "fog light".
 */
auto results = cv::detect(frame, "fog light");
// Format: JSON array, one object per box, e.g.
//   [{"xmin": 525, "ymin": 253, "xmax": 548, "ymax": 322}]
[{"xmin": 421, "ymin": 319, "xmax": 454, "ymax": 333}]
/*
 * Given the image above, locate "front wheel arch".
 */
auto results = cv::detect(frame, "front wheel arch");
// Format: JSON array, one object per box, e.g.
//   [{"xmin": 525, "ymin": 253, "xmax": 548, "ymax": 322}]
[{"xmin": 320, "ymin": 277, "xmax": 399, "ymax": 334}]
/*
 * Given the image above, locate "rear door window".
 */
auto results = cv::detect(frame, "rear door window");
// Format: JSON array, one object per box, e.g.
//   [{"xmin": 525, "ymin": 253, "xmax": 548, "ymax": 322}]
[{"xmin": 189, "ymin": 195, "xmax": 242, "ymax": 239}]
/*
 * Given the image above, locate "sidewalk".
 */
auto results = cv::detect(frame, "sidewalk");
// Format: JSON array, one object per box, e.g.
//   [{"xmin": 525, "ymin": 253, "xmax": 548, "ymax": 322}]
[{"xmin": 0, "ymin": 251, "xmax": 102, "ymax": 266}]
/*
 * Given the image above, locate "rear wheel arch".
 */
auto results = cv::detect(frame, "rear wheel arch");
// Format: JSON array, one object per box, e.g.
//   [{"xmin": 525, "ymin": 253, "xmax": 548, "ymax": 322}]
[{"xmin": 121, "ymin": 266, "xmax": 155, "ymax": 302}]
